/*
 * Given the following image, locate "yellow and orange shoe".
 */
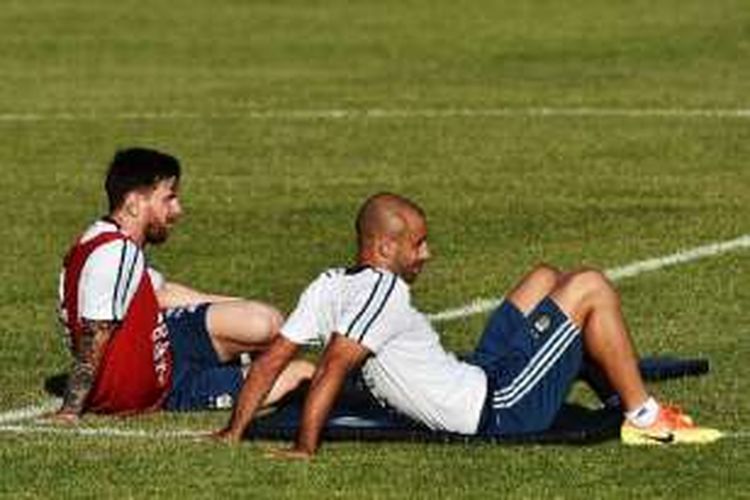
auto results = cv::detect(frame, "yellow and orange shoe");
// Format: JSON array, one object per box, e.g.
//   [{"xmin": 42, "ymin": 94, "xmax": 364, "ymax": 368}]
[{"xmin": 621, "ymin": 405, "xmax": 723, "ymax": 445}]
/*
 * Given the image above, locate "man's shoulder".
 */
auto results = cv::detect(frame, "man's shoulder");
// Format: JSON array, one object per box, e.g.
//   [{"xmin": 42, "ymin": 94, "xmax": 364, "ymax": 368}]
[
  {"xmin": 70, "ymin": 221, "xmax": 143, "ymax": 279},
  {"xmin": 71, "ymin": 220, "xmax": 140, "ymax": 257},
  {"xmin": 307, "ymin": 266, "xmax": 410, "ymax": 303},
  {"xmin": 318, "ymin": 267, "xmax": 346, "ymax": 280},
  {"xmin": 341, "ymin": 267, "xmax": 411, "ymax": 310},
  {"xmin": 315, "ymin": 266, "xmax": 400, "ymax": 288},
  {"xmin": 77, "ymin": 219, "xmax": 124, "ymax": 244}
]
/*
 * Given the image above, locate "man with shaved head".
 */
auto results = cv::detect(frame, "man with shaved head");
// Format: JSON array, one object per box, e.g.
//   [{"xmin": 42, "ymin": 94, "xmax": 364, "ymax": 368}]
[
  {"xmin": 355, "ymin": 193, "xmax": 428, "ymax": 283},
  {"xmin": 217, "ymin": 192, "xmax": 720, "ymax": 453}
]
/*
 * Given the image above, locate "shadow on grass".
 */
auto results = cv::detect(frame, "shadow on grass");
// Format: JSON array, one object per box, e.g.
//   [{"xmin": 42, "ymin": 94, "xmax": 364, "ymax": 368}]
[{"xmin": 44, "ymin": 373, "xmax": 68, "ymax": 397}]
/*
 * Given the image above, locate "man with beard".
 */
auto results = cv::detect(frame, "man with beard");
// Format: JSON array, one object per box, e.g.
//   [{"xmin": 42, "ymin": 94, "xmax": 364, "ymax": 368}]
[{"xmin": 53, "ymin": 148, "xmax": 312, "ymax": 421}]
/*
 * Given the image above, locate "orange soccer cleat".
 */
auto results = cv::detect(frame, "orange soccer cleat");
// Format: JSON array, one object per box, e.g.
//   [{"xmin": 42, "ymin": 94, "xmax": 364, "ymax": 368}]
[{"xmin": 621, "ymin": 405, "xmax": 723, "ymax": 445}]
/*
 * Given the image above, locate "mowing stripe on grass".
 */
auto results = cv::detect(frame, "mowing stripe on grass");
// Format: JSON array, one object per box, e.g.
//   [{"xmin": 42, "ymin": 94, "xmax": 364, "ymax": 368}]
[
  {"xmin": 2, "ymin": 107, "xmax": 750, "ymax": 122},
  {"xmin": 0, "ymin": 233, "xmax": 748, "ymax": 435}
]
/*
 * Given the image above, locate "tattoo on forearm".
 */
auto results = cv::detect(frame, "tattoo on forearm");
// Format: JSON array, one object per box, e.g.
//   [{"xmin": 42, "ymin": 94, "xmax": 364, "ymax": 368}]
[{"xmin": 60, "ymin": 320, "xmax": 118, "ymax": 415}]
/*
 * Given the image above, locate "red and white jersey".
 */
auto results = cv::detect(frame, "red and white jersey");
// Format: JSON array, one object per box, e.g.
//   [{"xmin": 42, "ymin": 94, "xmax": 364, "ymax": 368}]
[{"xmin": 58, "ymin": 219, "xmax": 172, "ymax": 414}]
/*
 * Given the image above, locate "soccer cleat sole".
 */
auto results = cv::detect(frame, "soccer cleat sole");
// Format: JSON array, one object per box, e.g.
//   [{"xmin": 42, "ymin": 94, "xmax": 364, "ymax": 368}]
[{"xmin": 621, "ymin": 426, "xmax": 724, "ymax": 445}]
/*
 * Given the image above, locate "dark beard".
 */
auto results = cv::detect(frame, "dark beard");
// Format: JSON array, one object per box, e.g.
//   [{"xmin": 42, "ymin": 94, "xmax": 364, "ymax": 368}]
[{"xmin": 145, "ymin": 224, "xmax": 169, "ymax": 245}]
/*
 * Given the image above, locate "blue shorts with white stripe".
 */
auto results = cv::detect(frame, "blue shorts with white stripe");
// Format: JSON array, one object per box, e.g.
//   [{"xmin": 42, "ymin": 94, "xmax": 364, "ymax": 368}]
[
  {"xmin": 163, "ymin": 303, "xmax": 244, "ymax": 411},
  {"xmin": 467, "ymin": 297, "xmax": 583, "ymax": 436}
]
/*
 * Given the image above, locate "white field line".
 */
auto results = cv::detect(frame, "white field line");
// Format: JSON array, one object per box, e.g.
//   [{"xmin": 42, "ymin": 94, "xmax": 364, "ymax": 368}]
[
  {"xmin": 428, "ymin": 233, "xmax": 750, "ymax": 322},
  {"xmin": 0, "ymin": 424, "xmax": 207, "ymax": 439},
  {"xmin": 2, "ymin": 107, "xmax": 750, "ymax": 122},
  {"xmin": 0, "ymin": 398, "xmax": 60, "ymax": 424},
  {"xmin": 725, "ymin": 431, "xmax": 750, "ymax": 439},
  {"xmin": 1, "ymin": 232, "xmax": 748, "ymax": 437}
]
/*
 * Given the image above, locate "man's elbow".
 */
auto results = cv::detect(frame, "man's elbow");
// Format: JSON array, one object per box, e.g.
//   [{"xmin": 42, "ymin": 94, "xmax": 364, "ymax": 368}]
[{"xmin": 155, "ymin": 282, "xmax": 177, "ymax": 309}]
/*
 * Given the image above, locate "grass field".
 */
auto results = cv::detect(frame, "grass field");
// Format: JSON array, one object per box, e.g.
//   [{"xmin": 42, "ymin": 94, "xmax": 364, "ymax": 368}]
[{"xmin": 1, "ymin": 0, "xmax": 749, "ymax": 498}]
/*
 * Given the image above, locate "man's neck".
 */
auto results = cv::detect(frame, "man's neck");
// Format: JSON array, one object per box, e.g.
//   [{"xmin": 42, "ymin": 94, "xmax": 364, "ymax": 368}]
[
  {"xmin": 357, "ymin": 252, "xmax": 396, "ymax": 277},
  {"xmin": 357, "ymin": 251, "xmax": 380, "ymax": 269},
  {"xmin": 107, "ymin": 212, "xmax": 146, "ymax": 247}
]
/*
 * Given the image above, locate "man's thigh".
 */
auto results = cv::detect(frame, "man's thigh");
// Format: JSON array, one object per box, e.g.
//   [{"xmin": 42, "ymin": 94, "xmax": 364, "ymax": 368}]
[
  {"xmin": 205, "ymin": 300, "xmax": 280, "ymax": 362},
  {"xmin": 471, "ymin": 297, "xmax": 583, "ymax": 435}
]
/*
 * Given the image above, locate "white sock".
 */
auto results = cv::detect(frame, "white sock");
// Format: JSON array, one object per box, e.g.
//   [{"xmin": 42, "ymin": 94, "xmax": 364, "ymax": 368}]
[
  {"xmin": 625, "ymin": 397, "xmax": 660, "ymax": 428},
  {"xmin": 240, "ymin": 352, "xmax": 253, "ymax": 377}
]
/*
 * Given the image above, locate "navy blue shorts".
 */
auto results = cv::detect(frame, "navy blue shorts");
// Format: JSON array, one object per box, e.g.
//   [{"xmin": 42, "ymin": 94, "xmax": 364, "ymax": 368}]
[
  {"xmin": 163, "ymin": 304, "xmax": 244, "ymax": 411},
  {"xmin": 467, "ymin": 297, "xmax": 583, "ymax": 436}
]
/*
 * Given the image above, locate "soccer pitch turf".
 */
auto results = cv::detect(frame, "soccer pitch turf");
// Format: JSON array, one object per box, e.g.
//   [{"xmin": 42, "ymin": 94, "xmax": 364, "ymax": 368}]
[{"xmin": 1, "ymin": 0, "xmax": 749, "ymax": 498}]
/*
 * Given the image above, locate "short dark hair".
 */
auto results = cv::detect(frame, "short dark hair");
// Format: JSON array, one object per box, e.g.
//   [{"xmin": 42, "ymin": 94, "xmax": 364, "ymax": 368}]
[{"xmin": 105, "ymin": 148, "xmax": 181, "ymax": 212}]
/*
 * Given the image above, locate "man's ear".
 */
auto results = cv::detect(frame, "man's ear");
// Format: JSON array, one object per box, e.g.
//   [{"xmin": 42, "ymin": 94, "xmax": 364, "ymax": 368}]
[
  {"xmin": 377, "ymin": 236, "xmax": 396, "ymax": 259},
  {"xmin": 122, "ymin": 191, "xmax": 142, "ymax": 218}
]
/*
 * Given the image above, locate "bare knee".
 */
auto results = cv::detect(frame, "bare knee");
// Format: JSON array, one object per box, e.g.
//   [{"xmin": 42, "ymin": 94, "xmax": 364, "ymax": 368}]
[
  {"xmin": 241, "ymin": 301, "xmax": 283, "ymax": 336},
  {"xmin": 208, "ymin": 300, "xmax": 285, "ymax": 354},
  {"xmin": 264, "ymin": 305, "xmax": 284, "ymax": 337},
  {"xmin": 530, "ymin": 263, "xmax": 562, "ymax": 288},
  {"xmin": 569, "ymin": 268, "xmax": 616, "ymax": 299},
  {"xmin": 552, "ymin": 268, "xmax": 619, "ymax": 319},
  {"xmin": 507, "ymin": 263, "xmax": 562, "ymax": 313}
]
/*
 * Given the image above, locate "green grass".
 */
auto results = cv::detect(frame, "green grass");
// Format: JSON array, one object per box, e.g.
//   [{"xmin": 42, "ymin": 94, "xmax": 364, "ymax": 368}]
[{"xmin": 1, "ymin": 0, "xmax": 749, "ymax": 498}]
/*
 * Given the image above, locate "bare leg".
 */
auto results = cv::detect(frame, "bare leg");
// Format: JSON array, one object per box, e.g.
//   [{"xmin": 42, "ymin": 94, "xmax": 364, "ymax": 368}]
[
  {"xmin": 549, "ymin": 269, "xmax": 648, "ymax": 412},
  {"xmin": 505, "ymin": 263, "xmax": 562, "ymax": 314},
  {"xmin": 261, "ymin": 359, "xmax": 316, "ymax": 408},
  {"xmin": 206, "ymin": 301, "xmax": 284, "ymax": 362}
]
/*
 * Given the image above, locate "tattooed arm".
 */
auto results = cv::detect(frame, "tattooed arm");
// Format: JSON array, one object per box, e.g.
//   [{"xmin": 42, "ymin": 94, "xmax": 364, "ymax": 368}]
[{"xmin": 55, "ymin": 319, "xmax": 119, "ymax": 422}]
